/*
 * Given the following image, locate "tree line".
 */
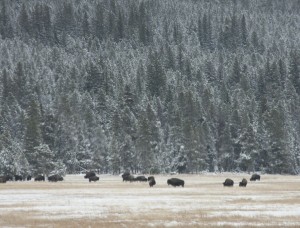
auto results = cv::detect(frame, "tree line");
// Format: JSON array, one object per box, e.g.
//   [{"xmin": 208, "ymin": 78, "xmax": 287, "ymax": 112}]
[{"xmin": 0, "ymin": 0, "xmax": 300, "ymax": 175}]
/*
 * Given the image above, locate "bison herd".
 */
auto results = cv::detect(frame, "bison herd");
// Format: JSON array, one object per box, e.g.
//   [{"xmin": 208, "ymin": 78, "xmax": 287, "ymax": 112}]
[
  {"xmin": 0, "ymin": 174, "xmax": 64, "ymax": 183},
  {"xmin": 0, "ymin": 172, "xmax": 262, "ymax": 189},
  {"xmin": 223, "ymin": 174, "xmax": 261, "ymax": 187},
  {"xmin": 0, "ymin": 174, "xmax": 32, "ymax": 183}
]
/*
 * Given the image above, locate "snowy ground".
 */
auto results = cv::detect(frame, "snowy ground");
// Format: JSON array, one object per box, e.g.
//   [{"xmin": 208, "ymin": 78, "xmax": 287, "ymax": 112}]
[{"xmin": 0, "ymin": 173, "xmax": 300, "ymax": 227}]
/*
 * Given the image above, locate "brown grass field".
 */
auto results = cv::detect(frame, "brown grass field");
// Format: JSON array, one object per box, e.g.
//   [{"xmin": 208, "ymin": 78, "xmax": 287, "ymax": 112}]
[{"xmin": 0, "ymin": 173, "xmax": 300, "ymax": 227}]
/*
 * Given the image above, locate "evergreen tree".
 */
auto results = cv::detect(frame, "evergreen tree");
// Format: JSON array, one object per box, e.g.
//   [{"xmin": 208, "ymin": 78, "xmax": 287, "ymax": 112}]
[
  {"xmin": 136, "ymin": 114, "xmax": 152, "ymax": 172},
  {"xmin": 18, "ymin": 4, "xmax": 31, "ymax": 37},
  {"xmin": 115, "ymin": 10, "xmax": 125, "ymax": 41},
  {"xmin": 14, "ymin": 62, "xmax": 27, "ymax": 107},
  {"xmin": 1, "ymin": 69, "xmax": 13, "ymax": 104},
  {"xmin": 82, "ymin": 11, "xmax": 90, "ymax": 39},
  {"xmin": 85, "ymin": 62, "xmax": 102, "ymax": 94},
  {"xmin": 24, "ymin": 97, "xmax": 42, "ymax": 167},
  {"xmin": 93, "ymin": 3, "xmax": 105, "ymax": 41},
  {"xmin": 205, "ymin": 60, "xmax": 216, "ymax": 83},
  {"xmin": 289, "ymin": 50, "xmax": 300, "ymax": 95},
  {"xmin": 33, "ymin": 144, "xmax": 55, "ymax": 177},
  {"xmin": 240, "ymin": 14, "xmax": 248, "ymax": 47},
  {"xmin": 228, "ymin": 57, "xmax": 241, "ymax": 87},
  {"xmin": 146, "ymin": 51, "xmax": 166, "ymax": 97},
  {"xmin": 0, "ymin": 1, "xmax": 13, "ymax": 39}
]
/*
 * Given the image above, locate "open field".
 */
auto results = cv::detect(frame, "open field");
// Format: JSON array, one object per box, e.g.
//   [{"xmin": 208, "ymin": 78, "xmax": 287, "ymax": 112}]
[{"xmin": 0, "ymin": 174, "xmax": 300, "ymax": 227}]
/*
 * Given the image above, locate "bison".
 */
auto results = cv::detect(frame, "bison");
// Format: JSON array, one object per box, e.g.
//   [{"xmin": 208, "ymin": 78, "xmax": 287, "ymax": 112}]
[
  {"xmin": 147, "ymin": 176, "xmax": 155, "ymax": 181},
  {"xmin": 121, "ymin": 172, "xmax": 131, "ymax": 182},
  {"xmin": 149, "ymin": 179, "xmax": 156, "ymax": 187},
  {"xmin": 135, "ymin": 176, "xmax": 148, "ymax": 182},
  {"xmin": 84, "ymin": 171, "xmax": 96, "ymax": 179},
  {"xmin": 4, "ymin": 175, "xmax": 13, "ymax": 181},
  {"xmin": 26, "ymin": 175, "xmax": 32, "ymax": 181},
  {"xmin": 167, "ymin": 178, "xmax": 184, "ymax": 187},
  {"xmin": 48, "ymin": 174, "xmax": 64, "ymax": 182},
  {"xmin": 34, "ymin": 175, "xmax": 45, "ymax": 181},
  {"xmin": 0, "ymin": 176, "xmax": 7, "ymax": 183},
  {"xmin": 223, "ymin": 178, "xmax": 234, "ymax": 187},
  {"xmin": 14, "ymin": 175, "xmax": 23, "ymax": 181},
  {"xmin": 89, "ymin": 176, "xmax": 99, "ymax": 182},
  {"xmin": 239, "ymin": 178, "xmax": 247, "ymax": 187},
  {"xmin": 250, "ymin": 174, "xmax": 260, "ymax": 181},
  {"xmin": 122, "ymin": 174, "xmax": 135, "ymax": 182}
]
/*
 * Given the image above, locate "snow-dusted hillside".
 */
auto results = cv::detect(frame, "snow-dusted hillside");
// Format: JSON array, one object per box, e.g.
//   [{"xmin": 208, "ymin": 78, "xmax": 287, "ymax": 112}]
[{"xmin": 0, "ymin": 0, "xmax": 300, "ymax": 175}]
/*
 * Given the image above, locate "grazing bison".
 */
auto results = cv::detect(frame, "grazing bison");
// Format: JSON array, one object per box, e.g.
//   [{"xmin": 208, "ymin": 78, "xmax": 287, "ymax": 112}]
[
  {"xmin": 84, "ymin": 171, "xmax": 96, "ymax": 179},
  {"xmin": 48, "ymin": 174, "xmax": 64, "ymax": 182},
  {"xmin": 89, "ymin": 176, "xmax": 99, "ymax": 182},
  {"xmin": 0, "ymin": 176, "xmax": 7, "ymax": 183},
  {"xmin": 26, "ymin": 175, "xmax": 32, "ymax": 181},
  {"xmin": 4, "ymin": 175, "xmax": 13, "ymax": 181},
  {"xmin": 223, "ymin": 178, "xmax": 234, "ymax": 187},
  {"xmin": 167, "ymin": 178, "xmax": 184, "ymax": 187},
  {"xmin": 250, "ymin": 174, "xmax": 260, "ymax": 181},
  {"xmin": 135, "ymin": 176, "xmax": 148, "ymax": 182},
  {"xmin": 14, "ymin": 175, "xmax": 23, "ymax": 181},
  {"xmin": 239, "ymin": 178, "xmax": 247, "ymax": 187},
  {"xmin": 34, "ymin": 175, "xmax": 45, "ymax": 181}
]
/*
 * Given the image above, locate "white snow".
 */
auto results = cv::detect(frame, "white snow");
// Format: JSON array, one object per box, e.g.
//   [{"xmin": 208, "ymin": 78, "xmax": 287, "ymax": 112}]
[{"xmin": 1, "ymin": 174, "xmax": 300, "ymax": 227}]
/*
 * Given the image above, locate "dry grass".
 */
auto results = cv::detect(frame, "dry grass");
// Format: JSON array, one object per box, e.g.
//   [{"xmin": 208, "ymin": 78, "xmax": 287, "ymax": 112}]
[{"xmin": 0, "ymin": 173, "xmax": 300, "ymax": 227}]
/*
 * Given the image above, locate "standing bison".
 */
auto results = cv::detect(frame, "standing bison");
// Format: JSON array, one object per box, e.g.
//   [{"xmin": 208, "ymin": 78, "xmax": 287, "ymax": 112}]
[
  {"xmin": 167, "ymin": 178, "xmax": 184, "ymax": 187},
  {"xmin": 121, "ymin": 172, "xmax": 130, "ymax": 181},
  {"xmin": 135, "ymin": 176, "xmax": 148, "ymax": 182},
  {"xmin": 148, "ymin": 176, "xmax": 156, "ymax": 187},
  {"xmin": 223, "ymin": 178, "xmax": 234, "ymax": 187},
  {"xmin": 48, "ymin": 174, "xmax": 64, "ymax": 182},
  {"xmin": 84, "ymin": 171, "xmax": 96, "ymax": 179},
  {"xmin": 4, "ymin": 175, "xmax": 13, "ymax": 181},
  {"xmin": 0, "ymin": 176, "xmax": 7, "ymax": 183},
  {"xmin": 89, "ymin": 176, "xmax": 99, "ymax": 182},
  {"xmin": 239, "ymin": 178, "xmax": 247, "ymax": 187},
  {"xmin": 14, "ymin": 175, "xmax": 23, "ymax": 181},
  {"xmin": 34, "ymin": 175, "xmax": 45, "ymax": 181},
  {"xmin": 250, "ymin": 174, "xmax": 260, "ymax": 181},
  {"xmin": 122, "ymin": 172, "xmax": 135, "ymax": 182}
]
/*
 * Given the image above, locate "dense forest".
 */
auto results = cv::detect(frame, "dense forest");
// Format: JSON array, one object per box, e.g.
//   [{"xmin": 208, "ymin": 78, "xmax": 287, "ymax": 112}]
[{"xmin": 0, "ymin": 0, "xmax": 300, "ymax": 176}]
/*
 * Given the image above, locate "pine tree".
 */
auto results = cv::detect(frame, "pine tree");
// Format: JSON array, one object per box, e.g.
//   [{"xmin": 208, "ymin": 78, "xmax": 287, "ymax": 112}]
[
  {"xmin": 228, "ymin": 57, "xmax": 241, "ymax": 87},
  {"xmin": 289, "ymin": 50, "xmax": 300, "ymax": 95},
  {"xmin": 0, "ymin": 1, "xmax": 13, "ymax": 39},
  {"xmin": 135, "ymin": 61, "xmax": 145, "ymax": 98},
  {"xmin": 14, "ymin": 62, "xmax": 27, "ymax": 107},
  {"xmin": 85, "ymin": 62, "xmax": 102, "ymax": 94},
  {"xmin": 205, "ymin": 60, "xmax": 216, "ymax": 83},
  {"xmin": 115, "ymin": 10, "xmax": 125, "ymax": 41},
  {"xmin": 251, "ymin": 31, "xmax": 259, "ymax": 50},
  {"xmin": 146, "ymin": 50, "xmax": 166, "ymax": 97},
  {"xmin": 18, "ymin": 4, "xmax": 31, "ymax": 37},
  {"xmin": 93, "ymin": 3, "xmax": 105, "ymax": 41},
  {"xmin": 33, "ymin": 144, "xmax": 55, "ymax": 177},
  {"xmin": 240, "ymin": 14, "xmax": 248, "ymax": 47},
  {"xmin": 1, "ymin": 69, "xmax": 13, "ymax": 104},
  {"xmin": 230, "ymin": 14, "xmax": 239, "ymax": 49},
  {"xmin": 24, "ymin": 97, "xmax": 42, "ymax": 167},
  {"xmin": 136, "ymin": 114, "xmax": 152, "ymax": 172},
  {"xmin": 82, "ymin": 11, "xmax": 90, "ymax": 39},
  {"xmin": 138, "ymin": 2, "xmax": 149, "ymax": 45}
]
